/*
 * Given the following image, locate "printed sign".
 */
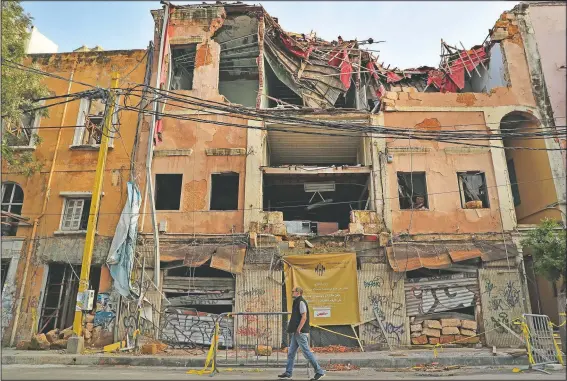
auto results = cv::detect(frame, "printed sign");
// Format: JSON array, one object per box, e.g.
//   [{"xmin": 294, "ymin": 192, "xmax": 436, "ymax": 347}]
[{"xmin": 284, "ymin": 253, "xmax": 360, "ymax": 326}]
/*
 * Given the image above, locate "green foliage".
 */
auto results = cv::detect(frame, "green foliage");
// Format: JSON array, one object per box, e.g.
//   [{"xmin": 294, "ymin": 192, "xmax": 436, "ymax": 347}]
[
  {"xmin": 1, "ymin": 1, "xmax": 48, "ymax": 176},
  {"xmin": 521, "ymin": 219, "xmax": 566, "ymax": 286}
]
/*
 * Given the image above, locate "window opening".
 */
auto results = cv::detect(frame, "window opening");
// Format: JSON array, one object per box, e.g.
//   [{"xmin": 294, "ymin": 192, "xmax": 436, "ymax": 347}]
[
  {"xmin": 210, "ymin": 173, "xmax": 239, "ymax": 211},
  {"xmin": 82, "ymin": 99, "xmax": 105, "ymax": 145},
  {"xmin": 1, "ymin": 182, "xmax": 24, "ymax": 236},
  {"xmin": 155, "ymin": 174, "xmax": 183, "ymax": 210},
  {"xmin": 38, "ymin": 263, "xmax": 100, "ymax": 333},
  {"xmin": 397, "ymin": 172, "xmax": 428, "ymax": 210},
  {"xmin": 506, "ymin": 159, "xmax": 521, "ymax": 207},
  {"xmin": 170, "ymin": 44, "xmax": 197, "ymax": 90},
  {"xmin": 1, "ymin": 259, "xmax": 10, "ymax": 292},
  {"xmin": 458, "ymin": 172, "xmax": 489, "ymax": 209},
  {"xmin": 60, "ymin": 197, "xmax": 92, "ymax": 231},
  {"xmin": 4, "ymin": 110, "xmax": 38, "ymax": 147}
]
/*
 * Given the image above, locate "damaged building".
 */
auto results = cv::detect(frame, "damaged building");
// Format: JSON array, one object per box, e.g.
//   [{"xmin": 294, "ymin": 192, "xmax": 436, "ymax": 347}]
[{"xmin": 2, "ymin": 1, "xmax": 565, "ymax": 353}]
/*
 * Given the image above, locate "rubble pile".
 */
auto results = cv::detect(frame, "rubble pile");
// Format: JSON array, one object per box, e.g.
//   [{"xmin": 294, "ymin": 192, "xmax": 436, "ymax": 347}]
[{"xmin": 410, "ymin": 318, "xmax": 479, "ymax": 345}]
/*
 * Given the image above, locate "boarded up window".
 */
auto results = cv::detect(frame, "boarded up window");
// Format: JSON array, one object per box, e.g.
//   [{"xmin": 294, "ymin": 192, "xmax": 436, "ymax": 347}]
[
  {"xmin": 397, "ymin": 172, "xmax": 428, "ymax": 210},
  {"xmin": 155, "ymin": 174, "xmax": 183, "ymax": 211},
  {"xmin": 210, "ymin": 173, "xmax": 239, "ymax": 211},
  {"xmin": 458, "ymin": 172, "xmax": 489, "ymax": 209}
]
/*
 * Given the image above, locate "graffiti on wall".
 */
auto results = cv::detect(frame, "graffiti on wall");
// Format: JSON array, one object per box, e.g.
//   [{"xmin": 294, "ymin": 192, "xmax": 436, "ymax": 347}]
[
  {"xmin": 409, "ymin": 286, "xmax": 477, "ymax": 315},
  {"xmin": 94, "ymin": 293, "xmax": 116, "ymax": 331},
  {"xmin": 358, "ymin": 265, "xmax": 408, "ymax": 347},
  {"xmin": 160, "ymin": 308, "xmax": 233, "ymax": 348},
  {"xmin": 479, "ymin": 269, "xmax": 525, "ymax": 346}
]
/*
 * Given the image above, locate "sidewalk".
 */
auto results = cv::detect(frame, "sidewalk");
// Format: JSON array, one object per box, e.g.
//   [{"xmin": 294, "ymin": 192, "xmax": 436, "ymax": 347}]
[{"xmin": 1, "ymin": 347, "xmax": 536, "ymax": 368}]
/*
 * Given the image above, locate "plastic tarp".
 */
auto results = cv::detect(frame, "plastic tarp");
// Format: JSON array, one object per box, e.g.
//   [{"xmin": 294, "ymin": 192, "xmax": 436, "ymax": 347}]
[{"xmin": 106, "ymin": 182, "xmax": 141, "ymax": 297}]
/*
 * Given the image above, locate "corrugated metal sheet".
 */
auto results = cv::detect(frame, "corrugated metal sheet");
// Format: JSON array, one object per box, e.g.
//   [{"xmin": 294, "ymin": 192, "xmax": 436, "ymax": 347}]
[
  {"xmin": 357, "ymin": 263, "xmax": 409, "ymax": 348},
  {"xmin": 479, "ymin": 269, "xmax": 527, "ymax": 348},
  {"xmin": 160, "ymin": 308, "xmax": 233, "ymax": 347},
  {"xmin": 404, "ymin": 273, "xmax": 480, "ymax": 316},
  {"xmin": 268, "ymin": 125, "xmax": 361, "ymax": 165},
  {"xmin": 234, "ymin": 267, "xmax": 283, "ymax": 349}
]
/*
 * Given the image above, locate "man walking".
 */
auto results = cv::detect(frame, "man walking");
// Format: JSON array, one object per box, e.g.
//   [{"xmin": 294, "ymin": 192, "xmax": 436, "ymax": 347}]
[{"xmin": 279, "ymin": 287, "xmax": 325, "ymax": 380}]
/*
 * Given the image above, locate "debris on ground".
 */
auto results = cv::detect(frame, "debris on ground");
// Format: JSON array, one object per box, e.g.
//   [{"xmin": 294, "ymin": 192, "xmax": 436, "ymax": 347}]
[
  {"xmin": 311, "ymin": 345, "xmax": 360, "ymax": 353},
  {"xmin": 410, "ymin": 363, "xmax": 461, "ymax": 372},
  {"xmin": 325, "ymin": 362, "xmax": 360, "ymax": 372}
]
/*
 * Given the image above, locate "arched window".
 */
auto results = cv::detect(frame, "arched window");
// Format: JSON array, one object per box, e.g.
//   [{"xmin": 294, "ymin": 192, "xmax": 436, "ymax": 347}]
[{"xmin": 1, "ymin": 182, "xmax": 24, "ymax": 236}]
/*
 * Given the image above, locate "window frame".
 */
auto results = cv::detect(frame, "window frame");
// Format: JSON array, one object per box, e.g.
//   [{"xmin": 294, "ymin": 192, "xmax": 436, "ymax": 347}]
[
  {"xmin": 2, "ymin": 101, "xmax": 44, "ymax": 150},
  {"xmin": 1, "ymin": 182, "xmax": 24, "ymax": 236},
  {"xmin": 59, "ymin": 196, "xmax": 92, "ymax": 232},
  {"xmin": 209, "ymin": 172, "xmax": 240, "ymax": 211},
  {"xmin": 457, "ymin": 171, "xmax": 490, "ymax": 209},
  {"xmin": 396, "ymin": 171, "xmax": 429, "ymax": 210},
  {"xmin": 71, "ymin": 97, "xmax": 117, "ymax": 149},
  {"xmin": 169, "ymin": 44, "xmax": 198, "ymax": 91}
]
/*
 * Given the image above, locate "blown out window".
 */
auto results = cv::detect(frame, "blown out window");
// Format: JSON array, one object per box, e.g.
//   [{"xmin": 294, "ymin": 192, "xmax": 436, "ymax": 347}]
[
  {"xmin": 210, "ymin": 173, "xmax": 239, "ymax": 211},
  {"xmin": 170, "ymin": 44, "xmax": 197, "ymax": 90},
  {"xmin": 155, "ymin": 174, "xmax": 183, "ymax": 210},
  {"xmin": 397, "ymin": 172, "xmax": 428, "ymax": 210},
  {"xmin": 458, "ymin": 172, "xmax": 489, "ymax": 209}
]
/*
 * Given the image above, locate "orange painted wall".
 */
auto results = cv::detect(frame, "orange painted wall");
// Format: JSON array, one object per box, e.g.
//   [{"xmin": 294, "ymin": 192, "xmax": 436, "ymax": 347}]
[{"xmin": 385, "ymin": 111, "xmax": 503, "ymax": 234}]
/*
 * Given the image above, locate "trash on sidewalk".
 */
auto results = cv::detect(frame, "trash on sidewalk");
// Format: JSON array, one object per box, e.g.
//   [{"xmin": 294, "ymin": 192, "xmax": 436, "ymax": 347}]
[
  {"xmin": 325, "ymin": 362, "xmax": 360, "ymax": 372},
  {"xmin": 311, "ymin": 345, "xmax": 359, "ymax": 353},
  {"xmin": 411, "ymin": 363, "xmax": 462, "ymax": 372}
]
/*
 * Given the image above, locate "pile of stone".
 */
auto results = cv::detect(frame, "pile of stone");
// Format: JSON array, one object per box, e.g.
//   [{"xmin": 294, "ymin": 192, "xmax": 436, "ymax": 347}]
[
  {"xmin": 410, "ymin": 318, "xmax": 479, "ymax": 345},
  {"xmin": 16, "ymin": 327, "xmax": 74, "ymax": 351}
]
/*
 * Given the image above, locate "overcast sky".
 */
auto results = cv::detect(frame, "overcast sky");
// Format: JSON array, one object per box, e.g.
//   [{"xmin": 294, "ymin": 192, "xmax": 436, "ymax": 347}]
[{"xmin": 22, "ymin": 1, "xmax": 517, "ymax": 69}]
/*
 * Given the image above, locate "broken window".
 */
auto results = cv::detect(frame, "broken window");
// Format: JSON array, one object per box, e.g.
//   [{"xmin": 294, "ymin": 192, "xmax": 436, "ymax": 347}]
[
  {"xmin": 170, "ymin": 44, "xmax": 197, "ymax": 90},
  {"xmin": 3, "ymin": 108, "xmax": 41, "ymax": 148},
  {"xmin": 1, "ymin": 259, "xmax": 10, "ymax": 292},
  {"xmin": 506, "ymin": 159, "xmax": 521, "ymax": 207},
  {"xmin": 155, "ymin": 174, "xmax": 183, "ymax": 211},
  {"xmin": 265, "ymin": 60, "xmax": 303, "ymax": 108},
  {"xmin": 38, "ymin": 263, "xmax": 101, "ymax": 333},
  {"xmin": 210, "ymin": 173, "xmax": 239, "ymax": 211},
  {"xmin": 60, "ymin": 197, "xmax": 92, "ymax": 231},
  {"xmin": 397, "ymin": 172, "xmax": 428, "ymax": 210},
  {"xmin": 1, "ymin": 182, "xmax": 24, "ymax": 236},
  {"xmin": 458, "ymin": 172, "xmax": 489, "ymax": 209},
  {"xmin": 73, "ymin": 98, "xmax": 106, "ymax": 146}
]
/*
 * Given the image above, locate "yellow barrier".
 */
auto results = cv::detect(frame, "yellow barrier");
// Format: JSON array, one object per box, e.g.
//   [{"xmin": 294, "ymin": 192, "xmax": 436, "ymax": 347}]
[{"xmin": 187, "ymin": 322, "xmax": 220, "ymax": 376}]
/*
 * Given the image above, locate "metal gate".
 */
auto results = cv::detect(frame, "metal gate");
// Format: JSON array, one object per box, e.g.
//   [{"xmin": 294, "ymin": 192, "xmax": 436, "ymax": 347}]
[{"xmin": 520, "ymin": 313, "xmax": 564, "ymax": 367}]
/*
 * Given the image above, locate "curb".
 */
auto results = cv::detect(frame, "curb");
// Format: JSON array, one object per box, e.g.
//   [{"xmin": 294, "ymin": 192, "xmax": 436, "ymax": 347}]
[{"xmin": 1, "ymin": 354, "xmax": 530, "ymax": 368}]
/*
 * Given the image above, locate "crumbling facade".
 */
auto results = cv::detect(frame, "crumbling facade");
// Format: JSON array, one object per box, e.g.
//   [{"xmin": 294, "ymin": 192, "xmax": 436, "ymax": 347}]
[{"xmin": 2, "ymin": 1, "xmax": 565, "ymax": 352}]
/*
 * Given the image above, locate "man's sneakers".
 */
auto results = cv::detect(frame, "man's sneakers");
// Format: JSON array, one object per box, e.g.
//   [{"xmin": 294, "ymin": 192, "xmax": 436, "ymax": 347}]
[
  {"xmin": 311, "ymin": 373, "xmax": 325, "ymax": 380},
  {"xmin": 278, "ymin": 373, "xmax": 292, "ymax": 379}
]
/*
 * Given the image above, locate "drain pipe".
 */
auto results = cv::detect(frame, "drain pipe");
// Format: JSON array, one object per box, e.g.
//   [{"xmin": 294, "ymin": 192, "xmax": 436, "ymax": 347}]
[
  {"xmin": 9, "ymin": 61, "xmax": 77, "ymax": 347},
  {"xmin": 142, "ymin": 2, "xmax": 170, "ymax": 288}
]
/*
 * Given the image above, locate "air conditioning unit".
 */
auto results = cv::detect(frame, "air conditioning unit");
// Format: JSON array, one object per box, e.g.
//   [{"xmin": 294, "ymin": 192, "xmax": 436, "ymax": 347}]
[{"xmin": 159, "ymin": 220, "xmax": 168, "ymax": 233}]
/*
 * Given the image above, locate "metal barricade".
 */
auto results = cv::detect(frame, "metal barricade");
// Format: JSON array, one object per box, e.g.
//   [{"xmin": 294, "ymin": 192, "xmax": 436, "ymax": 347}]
[{"xmin": 520, "ymin": 313, "xmax": 564, "ymax": 369}]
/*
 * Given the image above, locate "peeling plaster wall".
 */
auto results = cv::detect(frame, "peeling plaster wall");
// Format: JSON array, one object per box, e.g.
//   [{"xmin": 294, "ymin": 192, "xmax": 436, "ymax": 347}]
[
  {"xmin": 1, "ymin": 50, "xmax": 148, "ymax": 346},
  {"xmin": 1, "ymin": 239, "xmax": 24, "ymax": 344},
  {"xmin": 384, "ymin": 111, "xmax": 503, "ymax": 234}
]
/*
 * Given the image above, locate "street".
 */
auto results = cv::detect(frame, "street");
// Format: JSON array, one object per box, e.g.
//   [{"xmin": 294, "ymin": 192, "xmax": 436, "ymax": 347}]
[{"xmin": 1, "ymin": 365, "xmax": 565, "ymax": 380}]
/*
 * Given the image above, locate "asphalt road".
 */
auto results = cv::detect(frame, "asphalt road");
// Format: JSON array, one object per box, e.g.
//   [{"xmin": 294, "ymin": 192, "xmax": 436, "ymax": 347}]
[{"xmin": 1, "ymin": 365, "xmax": 565, "ymax": 380}]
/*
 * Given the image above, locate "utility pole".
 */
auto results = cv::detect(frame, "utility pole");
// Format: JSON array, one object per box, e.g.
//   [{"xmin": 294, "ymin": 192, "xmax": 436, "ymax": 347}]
[{"xmin": 72, "ymin": 73, "xmax": 120, "ymax": 336}]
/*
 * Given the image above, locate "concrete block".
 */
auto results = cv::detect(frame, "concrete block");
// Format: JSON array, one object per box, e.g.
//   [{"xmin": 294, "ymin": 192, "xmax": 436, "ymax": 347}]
[
  {"xmin": 349, "ymin": 223, "xmax": 364, "ymax": 235},
  {"xmin": 379, "ymin": 232, "xmax": 389, "ymax": 247},
  {"xmin": 440, "ymin": 319, "xmax": 461, "ymax": 327},
  {"xmin": 271, "ymin": 223, "xmax": 287, "ymax": 236},
  {"xmin": 491, "ymin": 28, "xmax": 508, "ymax": 41},
  {"xmin": 363, "ymin": 223, "xmax": 381, "ymax": 234},
  {"xmin": 60, "ymin": 327, "xmax": 74, "ymax": 340},
  {"xmin": 411, "ymin": 335, "xmax": 428, "ymax": 345},
  {"xmin": 29, "ymin": 334, "xmax": 50, "ymax": 350},
  {"xmin": 460, "ymin": 328, "xmax": 476, "ymax": 337},
  {"xmin": 455, "ymin": 335, "xmax": 480, "ymax": 344},
  {"xmin": 429, "ymin": 337, "xmax": 440, "ymax": 345},
  {"xmin": 45, "ymin": 329, "xmax": 59, "ymax": 343},
  {"xmin": 442, "ymin": 326, "xmax": 460, "ymax": 335},
  {"xmin": 141, "ymin": 344, "xmax": 158, "ymax": 355},
  {"xmin": 255, "ymin": 345, "xmax": 273, "ymax": 356},
  {"xmin": 422, "ymin": 328, "xmax": 441, "ymax": 338},
  {"xmin": 264, "ymin": 212, "xmax": 284, "ymax": 224},
  {"xmin": 423, "ymin": 320, "xmax": 442, "ymax": 329},
  {"xmin": 439, "ymin": 335, "xmax": 455, "ymax": 344},
  {"xmin": 461, "ymin": 320, "xmax": 477, "ymax": 331},
  {"xmin": 51, "ymin": 339, "xmax": 68, "ymax": 350},
  {"xmin": 410, "ymin": 331, "xmax": 423, "ymax": 338},
  {"xmin": 410, "ymin": 324, "xmax": 422, "ymax": 332},
  {"xmin": 67, "ymin": 336, "xmax": 84, "ymax": 354}
]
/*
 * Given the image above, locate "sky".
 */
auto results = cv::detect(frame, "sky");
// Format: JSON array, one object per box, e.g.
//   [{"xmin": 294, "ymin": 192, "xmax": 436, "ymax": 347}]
[{"xmin": 22, "ymin": 1, "xmax": 518, "ymax": 69}]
